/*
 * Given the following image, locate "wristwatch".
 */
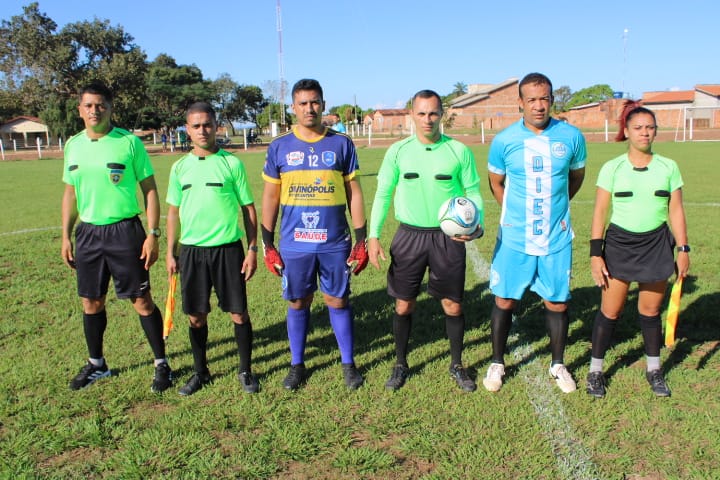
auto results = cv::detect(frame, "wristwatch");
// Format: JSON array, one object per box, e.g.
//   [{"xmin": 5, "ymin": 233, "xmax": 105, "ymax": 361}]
[
  {"xmin": 248, "ymin": 245, "xmax": 259, "ymax": 252},
  {"xmin": 676, "ymin": 245, "xmax": 691, "ymax": 253},
  {"xmin": 149, "ymin": 228, "xmax": 161, "ymax": 238}
]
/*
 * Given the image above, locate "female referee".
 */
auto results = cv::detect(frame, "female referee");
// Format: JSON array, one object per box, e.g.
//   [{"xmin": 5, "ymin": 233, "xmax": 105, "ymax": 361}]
[{"xmin": 586, "ymin": 102, "xmax": 690, "ymax": 398}]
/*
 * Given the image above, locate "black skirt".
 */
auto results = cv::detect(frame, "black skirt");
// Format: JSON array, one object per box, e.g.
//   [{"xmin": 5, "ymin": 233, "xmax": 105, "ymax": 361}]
[{"xmin": 604, "ymin": 222, "xmax": 675, "ymax": 283}]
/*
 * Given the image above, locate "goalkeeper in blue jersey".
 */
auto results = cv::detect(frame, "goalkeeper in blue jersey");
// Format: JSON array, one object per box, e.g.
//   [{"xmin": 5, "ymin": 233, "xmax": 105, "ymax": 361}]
[
  {"xmin": 261, "ymin": 79, "xmax": 368, "ymax": 391},
  {"xmin": 483, "ymin": 73, "xmax": 586, "ymax": 394}
]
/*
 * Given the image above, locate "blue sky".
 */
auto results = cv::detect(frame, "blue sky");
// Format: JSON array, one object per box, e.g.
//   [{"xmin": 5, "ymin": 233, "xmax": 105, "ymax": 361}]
[{"xmin": 5, "ymin": 0, "xmax": 719, "ymax": 110}]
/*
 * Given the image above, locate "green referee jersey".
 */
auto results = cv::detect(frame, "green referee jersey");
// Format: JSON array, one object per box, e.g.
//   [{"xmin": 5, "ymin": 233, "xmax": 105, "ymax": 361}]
[
  {"xmin": 166, "ymin": 150, "xmax": 254, "ymax": 247},
  {"xmin": 597, "ymin": 153, "xmax": 684, "ymax": 233},
  {"xmin": 370, "ymin": 134, "xmax": 483, "ymax": 238},
  {"xmin": 63, "ymin": 127, "xmax": 153, "ymax": 225}
]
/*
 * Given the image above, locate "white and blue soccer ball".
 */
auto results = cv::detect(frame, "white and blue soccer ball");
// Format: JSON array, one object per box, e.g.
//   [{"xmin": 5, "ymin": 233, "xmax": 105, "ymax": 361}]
[{"xmin": 438, "ymin": 196, "xmax": 480, "ymax": 237}]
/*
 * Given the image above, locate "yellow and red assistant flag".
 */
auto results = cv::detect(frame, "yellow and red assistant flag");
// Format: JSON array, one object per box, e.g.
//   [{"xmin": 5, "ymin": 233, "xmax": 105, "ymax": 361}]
[
  {"xmin": 664, "ymin": 277, "xmax": 684, "ymax": 348},
  {"xmin": 163, "ymin": 273, "xmax": 178, "ymax": 340}
]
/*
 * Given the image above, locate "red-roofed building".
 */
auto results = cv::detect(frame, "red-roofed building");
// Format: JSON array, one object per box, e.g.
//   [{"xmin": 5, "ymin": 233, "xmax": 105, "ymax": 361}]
[
  {"xmin": 446, "ymin": 78, "xmax": 520, "ymax": 130},
  {"xmin": 642, "ymin": 86, "xmax": 720, "ymax": 130},
  {"xmin": 367, "ymin": 109, "xmax": 409, "ymax": 134},
  {"xmin": 0, "ymin": 116, "xmax": 50, "ymax": 148}
]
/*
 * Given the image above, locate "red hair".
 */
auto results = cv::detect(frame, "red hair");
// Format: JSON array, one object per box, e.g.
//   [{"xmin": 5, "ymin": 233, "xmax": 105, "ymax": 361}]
[{"xmin": 615, "ymin": 100, "xmax": 645, "ymax": 142}]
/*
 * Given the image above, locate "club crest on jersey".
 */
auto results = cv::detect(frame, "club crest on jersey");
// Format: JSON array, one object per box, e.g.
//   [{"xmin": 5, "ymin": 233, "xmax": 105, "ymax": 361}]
[
  {"xmin": 551, "ymin": 142, "xmax": 568, "ymax": 159},
  {"xmin": 322, "ymin": 151, "xmax": 336, "ymax": 166},
  {"xmin": 286, "ymin": 151, "xmax": 304, "ymax": 166},
  {"xmin": 109, "ymin": 169, "xmax": 124, "ymax": 184}
]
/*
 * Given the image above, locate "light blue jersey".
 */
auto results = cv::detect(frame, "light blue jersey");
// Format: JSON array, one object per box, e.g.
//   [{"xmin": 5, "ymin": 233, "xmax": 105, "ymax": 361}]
[{"xmin": 488, "ymin": 118, "xmax": 586, "ymax": 255}]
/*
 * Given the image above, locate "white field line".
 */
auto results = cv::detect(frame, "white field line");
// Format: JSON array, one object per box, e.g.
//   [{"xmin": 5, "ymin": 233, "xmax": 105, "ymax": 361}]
[
  {"xmin": 467, "ymin": 241, "xmax": 599, "ymax": 479},
  {"xmin": 0, "ymin": 226, "xmax": 60, "ymax": 236},
  {"xmin": 511, "ymin": 342, "xmax": 599, "ymax": 480},
  {"xmin": 466, "ymin": 240, "xmax": 491, "ymax": 285},
  {"xmin": 0, "ymin": 215, "xmax": 175, "ymax": 237},
  {"xmin": 572, "ymin": 199, "xmax": 720, "ymax": 207}
]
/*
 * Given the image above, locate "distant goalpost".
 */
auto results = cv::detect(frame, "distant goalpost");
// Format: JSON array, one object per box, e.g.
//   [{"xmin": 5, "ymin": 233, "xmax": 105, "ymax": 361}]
[{"xmin": 674, "ymin": 106, "xmax": 720, "ymax": 142}]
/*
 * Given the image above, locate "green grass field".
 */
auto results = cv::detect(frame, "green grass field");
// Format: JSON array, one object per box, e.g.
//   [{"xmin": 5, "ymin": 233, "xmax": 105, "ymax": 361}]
[{"xmin": 1, "ymin": 141, "xmax": 719, "ymax": 479}]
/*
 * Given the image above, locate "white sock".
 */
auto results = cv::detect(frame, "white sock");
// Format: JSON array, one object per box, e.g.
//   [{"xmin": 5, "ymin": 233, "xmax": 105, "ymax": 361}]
[
  {"xmin": 89, "ymin": 357, "xmax": 104, "ymax": 367},
  {"xmin": 589, "ymin": 357, "xmax": 604, "ymax": 373},
  {"xmin": 646, "ymin": 356, "xmax": 661, "ymax": 372}
]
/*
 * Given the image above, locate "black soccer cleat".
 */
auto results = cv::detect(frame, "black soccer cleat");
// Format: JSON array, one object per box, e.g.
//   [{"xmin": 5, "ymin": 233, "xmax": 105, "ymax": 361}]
[
  {"xmin": 70, "ymin": 361, "xmax": 111, "ymax": 390},
  {"xmin": 151, "ymin": 362, "xmax": 173, "ymax": 393},
  {"xmin": 385, "ymin": 364, "xmax": 410, "ymax": 391},
  {"xmin": 449, "ymin": 364, "xmax": 477, "ymax": 392},
  {"xmin": 178, "ymin": 371, "xmax": 212, "ymax": 396},
  {"xmin": 342, "ymin": 363, "xmax": 364, "ymax": 390},
  {"xmin": 646, "ymin": 369, "xmax": 671, "ymax": 397},
  {"xmin": 283, "ymin": 364, "xmax": 307, "ymax": 391},
  {"xmin": 586, "ymin": 371, "xmax": 607, "ymax": 398},
  {"xmin": 238, "ymin": 370, "xmax": 260, "ymax": 394}
]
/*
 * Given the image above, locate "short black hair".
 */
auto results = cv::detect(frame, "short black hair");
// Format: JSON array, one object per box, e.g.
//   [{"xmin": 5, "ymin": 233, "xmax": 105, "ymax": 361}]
[
  {"xmin": 411, "ymin": 89, "xmax": 442, "ymax": 110},
  {"xmin": 186, "ymin": 101, "xmax": 217, "ymax": 121},
  {"xmin": 292, "ymin": 78, "xmax": 323, "ymax": 101},
  {"xmin": 78, "ymin": 81, "xmax": 113, "ymax": 103},
  {"xmin": 518, "ymin": 73, "xmax": 553, "ymax": 98}
]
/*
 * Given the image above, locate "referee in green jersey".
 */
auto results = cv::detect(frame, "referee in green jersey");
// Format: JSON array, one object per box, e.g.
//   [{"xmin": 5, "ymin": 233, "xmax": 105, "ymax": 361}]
[
  {"xmin": 368, "ymin": 90, "xmax": 484, "ymax": 392},
  {"xmin": 166, "ymin": 102, "xmax": 259, "ymax": 396},
  {"xmin": 61, "ymin": 81, "xmax": 171, "ymax": 392}
]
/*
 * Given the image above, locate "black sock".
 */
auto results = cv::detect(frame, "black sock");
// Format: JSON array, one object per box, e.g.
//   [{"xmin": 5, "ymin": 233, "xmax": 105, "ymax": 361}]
[
  {"xmin": 83, "ymin": 310, "xmax": 107, "ymax": 360},
  {"xmin": 392, "ymin": 313, "xmax": 412, "ymax": 367},
  {"xmin": 490, "ymin": 304, "xmax": 513, "ymax": 364},
  {"xmin": 639, "ymin": 314, "xmax": 662, "ymax": 357},
  {"xmin": 445, "ymin": 314, "xmax": 465, "ymax": 366},
  {"xmin": 234, "ymin": 320, "xmax": 253, "ymax": 373},
  {"xmin": 591, "ymin": 310, "xmax": 617, "ymax": 359},
  {"xmin": 140, "ymin": 306, "xmax": 166, "ymax": 360},
  {"xmin": 188, "ymin": 325, "xmax": 209, "ymax": 374},
  {"xmin": 545, "ymin": 309, "xmax": 569, "ymax": 365}
]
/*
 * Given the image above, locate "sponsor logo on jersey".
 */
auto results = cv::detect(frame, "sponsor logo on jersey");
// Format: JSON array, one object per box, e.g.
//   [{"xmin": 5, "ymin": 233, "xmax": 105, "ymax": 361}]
[
  {"xmin": 288, "ymin": 180, "xmax": 336, "ymax": 197},
  {"xmin": 301, "ymin": 211, "xmax": 320, "ymax": 229},
  {"xmin": 551, "ymin": 142, "xmax": 567, "ymax": 159},
  {"xmin": 109, "ymin": 169, "xmax": 124, "ymax": 184},
  {"xmin": 322, "ymin": 151, "xmax": 336, "ymax": 166},
  {"xmin": 294, "ymin": 210, "xmax": 327, "ymax": 243},
  {"xmin": 286, "ymin": 151, "xmax": 304, "ymax": 166}
]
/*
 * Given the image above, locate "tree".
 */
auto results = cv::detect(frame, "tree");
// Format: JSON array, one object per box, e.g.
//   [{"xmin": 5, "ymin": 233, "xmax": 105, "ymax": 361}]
[
  {"xmin": 328, "ymin": 103, "xmax": 370, "ymax": 125},
  {"xmin": 231, "ymin": 85, "xmax": 267, "ymax": 127},
  {"xmin": 211, "ymin": 73, "xmax": 238, "ymax": 132},
  {"xmin": 144, "ymin": 54, "xmax": 211, "ymax": 129},
  {"xmin": 565, "ymin": 84, "xmax": 614, "ymax": 110},
  {"xmin": 451, "ymin": 82, "xmax": 468, "ymax": 97},
  {"xmin": 0, "ymin": 3, "xmax": 147, "ymax": 136},
  {"xmin": 552, "ymin": 85, "xmax": 573, "ymax": 113}
]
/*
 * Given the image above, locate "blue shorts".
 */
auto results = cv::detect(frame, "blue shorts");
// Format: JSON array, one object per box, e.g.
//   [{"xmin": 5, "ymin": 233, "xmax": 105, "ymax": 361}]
[
  {"xmin": 280, "ymin": 249, "xmax": 351, "ymax": 301},
  {"xmin": 489, "ymin": 240, "xmax": 572, "ymax": 302}
]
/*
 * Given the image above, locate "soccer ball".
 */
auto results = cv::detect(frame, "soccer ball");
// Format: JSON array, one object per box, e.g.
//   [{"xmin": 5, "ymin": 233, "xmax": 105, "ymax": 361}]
[{"xmin": 438, "ymin": 196, "xmax": 480, "ymax": 237}]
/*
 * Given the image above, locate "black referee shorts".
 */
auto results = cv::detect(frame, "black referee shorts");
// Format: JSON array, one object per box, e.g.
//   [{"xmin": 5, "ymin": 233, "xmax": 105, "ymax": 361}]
[
  {"xmin": 179, "ymin": 240, "xmax": 248, "ymax": 315},
  {"xmin": 74, "ymin": 216, "xmax": 150, "ymax": 299},
  {"xmin": 387, "ymin": 223, "xmax": 467, "ymax": 303},
  {"xmin": 604, "ymin": 222, "xmax": 675, "ymax": 283}
]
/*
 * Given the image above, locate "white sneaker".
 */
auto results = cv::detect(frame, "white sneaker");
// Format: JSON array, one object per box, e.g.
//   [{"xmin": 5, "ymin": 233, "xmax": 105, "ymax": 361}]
[
  {"xmin": 549, "ymin": 364, "xmax": 577, "ymax": 393},
  {"xmin": 482, "ymin": 363, "xmax": 505, "ymax": 392}
]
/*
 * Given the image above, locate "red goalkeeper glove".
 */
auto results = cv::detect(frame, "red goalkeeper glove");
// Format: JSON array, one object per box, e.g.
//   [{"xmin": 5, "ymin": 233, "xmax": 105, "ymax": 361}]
[
  {"xmin": 347, "ymin": 240, "xmax": 368, "ymax": 275},
  {"xmin": 263, "ymin": 244, "xmax": 284, "ymax": 276}
]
